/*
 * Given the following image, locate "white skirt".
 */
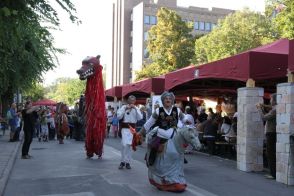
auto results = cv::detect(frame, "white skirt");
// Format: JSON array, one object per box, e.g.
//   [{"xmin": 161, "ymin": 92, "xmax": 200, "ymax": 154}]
[{"xmin": 121, "ymin": 128, "xmax": 133, "ymax": 146}]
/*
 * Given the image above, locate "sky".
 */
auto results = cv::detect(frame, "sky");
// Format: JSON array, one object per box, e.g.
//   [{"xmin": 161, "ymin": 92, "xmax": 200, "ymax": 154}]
[{"xmin": 43, "ymin": 0, "xmax": 265, "ymax": 86}]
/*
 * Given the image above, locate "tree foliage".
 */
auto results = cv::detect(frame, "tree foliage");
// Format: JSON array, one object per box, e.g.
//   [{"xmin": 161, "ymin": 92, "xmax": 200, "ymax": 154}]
[
  {"xmin": 273, "ymin": 0, "xmax": 294, "ymax": 39},
  {"xmin": 194, "ymin": 9, "xmax": 278, "ymax": 65},
  {"xmin": 135, "ymin": 63, "xmax": 168, "ymax": 81},
  {"xmin": 45, "ymin": 78, "xmax": 85, "ymax": 105},
  {"xmin": 0, "ymin": 0, "xmax": 79, "ymax": 107},
  {"xmin": 136, "ymin": 7, "xmax": 195, "ymax": 80},
  {"xmin": 23, "ymin": 83, "xmax": 45, "ymax": 102}
]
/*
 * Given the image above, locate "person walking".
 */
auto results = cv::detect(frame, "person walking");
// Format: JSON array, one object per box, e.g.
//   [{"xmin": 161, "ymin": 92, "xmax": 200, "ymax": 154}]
[
  {"xmin": 117, "ymin": 95, "xmax": 143, "ymax": 169},
  {"xmin": 21, "ymin": 101, "xmax": 39, "ymax": 159}
]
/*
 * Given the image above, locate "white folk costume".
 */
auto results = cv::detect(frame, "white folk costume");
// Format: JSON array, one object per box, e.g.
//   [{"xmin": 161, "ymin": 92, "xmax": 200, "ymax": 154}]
[{"xmin": 117, "ymin": 99, "xmax": 142, "ymax": 169}]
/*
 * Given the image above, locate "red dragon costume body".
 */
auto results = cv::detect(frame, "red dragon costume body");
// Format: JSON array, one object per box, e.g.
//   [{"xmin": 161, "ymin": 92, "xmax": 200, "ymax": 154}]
[{"xmin": 76, "ymin": 55, "xmax": 106, "ymax": 158}]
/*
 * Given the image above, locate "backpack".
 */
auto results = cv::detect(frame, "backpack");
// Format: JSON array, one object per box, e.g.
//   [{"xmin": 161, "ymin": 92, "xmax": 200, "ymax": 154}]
[{"xmin": 6, "ymin": 110, "xmax": 12, "ymax": 120}]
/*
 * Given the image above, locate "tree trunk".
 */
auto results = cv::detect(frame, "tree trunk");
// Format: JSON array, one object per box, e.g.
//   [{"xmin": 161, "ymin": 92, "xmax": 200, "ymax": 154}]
[{"xmin": 1, "ymin": 89, "xmax": 13, "ymax": 117}]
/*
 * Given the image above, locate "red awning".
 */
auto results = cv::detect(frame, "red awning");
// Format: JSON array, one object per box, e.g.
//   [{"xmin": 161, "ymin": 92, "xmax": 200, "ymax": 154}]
[
  {"xmin": 165, "ymin": 39, "xmax": 290, "ymax": 95},
  {"xmin": 32, "ymin": 99, "xmax": 57, "ymax": 106},
  {"xmin": 105, "ymin": 86, "xmax": 122, "ymax": 101},
  {"xmin": 105, "ymin": 86, "xmax": 122, "ymax": 98},
  {"xmin": 122, "ymin": 76, "xmax": 165, "ymax": 98},
  {"xmin": 288, "ymin": 39, "xmax": 294, "ymax": 72}
]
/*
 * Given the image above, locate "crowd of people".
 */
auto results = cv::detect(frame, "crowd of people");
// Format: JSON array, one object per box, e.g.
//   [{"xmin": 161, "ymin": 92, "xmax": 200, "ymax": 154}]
[
  {"xmin": 105, "ymin": 96, "xmax": 238, "ymax": 157},
  {"xmin": 0, "ymin": 90, "xmax": 276, "ymax": 192},
  {"xmin": 0, "ymin": 99, "xmax": 87, "ymax": 159}
]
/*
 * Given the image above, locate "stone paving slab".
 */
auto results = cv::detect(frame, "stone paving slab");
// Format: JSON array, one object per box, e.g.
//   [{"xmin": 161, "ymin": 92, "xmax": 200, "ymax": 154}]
[{"xmin": 0, "ymin": 131, "xmax": 21, "ymax": 196}]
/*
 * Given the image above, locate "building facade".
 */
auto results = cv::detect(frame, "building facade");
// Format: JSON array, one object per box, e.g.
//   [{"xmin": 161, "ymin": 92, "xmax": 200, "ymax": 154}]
[{"xmin": 107, "ymin": 0, "xmax": 233, "ymax": 89}]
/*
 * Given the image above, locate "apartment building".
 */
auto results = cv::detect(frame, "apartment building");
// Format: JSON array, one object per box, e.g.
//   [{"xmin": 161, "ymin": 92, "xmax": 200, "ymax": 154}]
[{"xmin": 107, "ymin": 0, "xmax": 233, "ymax": 89}]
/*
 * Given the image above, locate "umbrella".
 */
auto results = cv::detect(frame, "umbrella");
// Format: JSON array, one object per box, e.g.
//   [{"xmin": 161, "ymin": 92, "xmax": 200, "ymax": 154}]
[{"xmin": 32, "ymin": 99, "xmax": 57, "ymax": 106}]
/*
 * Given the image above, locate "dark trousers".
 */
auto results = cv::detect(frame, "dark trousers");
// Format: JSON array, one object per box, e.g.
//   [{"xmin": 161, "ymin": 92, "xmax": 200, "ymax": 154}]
[
  {"xmin": 22, "ymin": 129, "xmax": 33, "ymax": 156},
  {"xmin": 266, "ymin": 132, "xmax": 276, "ymax": 178}
]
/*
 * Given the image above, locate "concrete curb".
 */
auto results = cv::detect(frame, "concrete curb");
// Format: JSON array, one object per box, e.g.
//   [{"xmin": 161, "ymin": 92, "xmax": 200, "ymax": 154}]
[{"xmin": 0, "ymin": 141, "xmax": 21, "ymax": 196}]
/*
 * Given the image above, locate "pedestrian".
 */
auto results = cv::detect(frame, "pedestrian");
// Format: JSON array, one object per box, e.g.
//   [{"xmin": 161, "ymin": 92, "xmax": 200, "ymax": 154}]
[
  {"xmin": 146, "ymin": 98, "xmax": 152, "ymax": 119},
  {"xmin": 256, "ymin": 93, "xmax": 277, "ymax": 179},
  {"xmin": 39, "ymin": 109, "xmax": 49, "ymax": 142},
  {"xmin": 14, "ymin": 112, "xmax": 21, "ymax": 141},
  {"xmin": 117, "ymin": 95, "xmax": 143, "ymax": 169},
  {"xmin": 7, "ymin": 103, "xmax": 19, "ymax": 142},
  {"xmin": 183, "ymin": 106, "xmax": 196, "ymax": 154},
  {"xmin": 21, "ymin": 101, "xmax": 39, "ymax": 159},
  {"xmin": 111, "ymin": 112, "xmax": 119, "ymax": 138},
  {"xmin": 106, "ymin": 106, "xmax": 114, "ymax": 138},
  {"xmin": 56, "ymin": 103, "xmax": 70, "ymax": 144},
  {"xmin": 47, "ymin": 110, "xmax": 56, "ymax": 140}
]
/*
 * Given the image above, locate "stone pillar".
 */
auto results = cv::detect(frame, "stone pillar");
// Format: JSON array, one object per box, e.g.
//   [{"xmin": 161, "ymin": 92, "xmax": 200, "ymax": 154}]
[
  {"xmin": 237, "ymin": 87, "xmax": 264, "ymax": 172},
  {"xmin": 276, "ymin": 83, "xmax": 294, "ymax": 185}
]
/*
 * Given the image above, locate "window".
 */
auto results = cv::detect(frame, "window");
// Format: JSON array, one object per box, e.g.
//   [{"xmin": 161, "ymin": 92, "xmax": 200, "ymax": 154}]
[
  {"xmin": 199, "ymin": 21, "xmax": 205, "ymax": 30},
  {"xmin": 194, "ymin": 21, "xmax": 199, "ymax": 30},
  {"xmin": 144, "ymin": 48, "xmax": 149, "ymax": 58},
  {"xmin": 150, "ymin": 16, "xmax": 157, "ymax": 25},
  {"xmin": 144, "ymin": 15, "xmax": 150, "ymax": 24},
  {"xmin": 205, "ymin": 22, "xmax": 211, "ymax": 31},
  {"xmin": 144, "ymin": 32, "xmax": 148, "ymax": 41}
]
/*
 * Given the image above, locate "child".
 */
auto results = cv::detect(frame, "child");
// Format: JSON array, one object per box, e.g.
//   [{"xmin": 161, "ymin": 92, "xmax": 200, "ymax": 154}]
[{"xmin": 111, "ymin": 113, "xmax": 119, "ymax": 138}]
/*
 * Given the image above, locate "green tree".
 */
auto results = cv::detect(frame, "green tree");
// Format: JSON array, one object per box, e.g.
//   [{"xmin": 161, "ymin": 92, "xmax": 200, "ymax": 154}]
[
  {"xmin": 23, "ymin": 83, "xmax": 45, "ymax": 102},
  {"xmin": 46, "ymin": 78, "xmax": 85, "ymax": 106},
  {"xmin": 0, "ymin": 0, "xmax": 79, "ymax": 114},
  {"xmin": 274, "ymin": 0, "xmax": 294, "ymax": 39},
  {"xmin": 194, "ymin": 9, "xmax": 278, "ymax": 65},
  {"xmin": 135, "ymin": 63, "xmax": 168, "ymax": 80},
  {"xmin": 136, "ymin": 7, "xmax": 195, "ymax": 80}
]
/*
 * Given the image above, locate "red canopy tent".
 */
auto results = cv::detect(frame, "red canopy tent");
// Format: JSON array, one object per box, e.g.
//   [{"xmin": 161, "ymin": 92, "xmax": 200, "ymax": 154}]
[
  {"xmin": 105, "ymin": 86, "xmax": 122, "ymax": 101},
  {"xmin": 121, "ymin": 76, "xmax": 165, "ymax": 98},
  {"xmin": 32, "ymin": 99, "xmax": 57, "ymax": 106},
  {"xmin": 288, "ymin": 39, "xmax": 294, "ymax": 72},
  {"xmin": 165, "ymin": 39, "xmax": 290, "ymax": 97}
]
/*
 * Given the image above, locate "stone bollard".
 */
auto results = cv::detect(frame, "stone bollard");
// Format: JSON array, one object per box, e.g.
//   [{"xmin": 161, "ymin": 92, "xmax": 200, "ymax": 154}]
[
  {"xmin": 276, "ymin": 83, "xmax": 294, "ymax": 185},
  {"xmin": 237, "ymin": 87, "xmax": 264, "ymax": 172}
]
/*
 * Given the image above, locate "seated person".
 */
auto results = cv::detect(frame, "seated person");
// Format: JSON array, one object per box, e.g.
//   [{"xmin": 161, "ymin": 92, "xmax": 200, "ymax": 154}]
[
  {"xmin": 202, "ymin": 114, "xmax": 219, "ymax": 155},
  {"xmin": 220, "ymin": 116, "xmax": 231, "ymax": 140}
]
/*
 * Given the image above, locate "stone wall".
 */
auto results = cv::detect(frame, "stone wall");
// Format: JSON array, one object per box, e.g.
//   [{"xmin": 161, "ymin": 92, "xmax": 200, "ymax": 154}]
[
  {"xmin": 237, "ymin": 87, "xmax": 264, "ymax": 172},
  {"xmin": 276, "ymin": 83, "xmax": 294, "ymax": 185}
]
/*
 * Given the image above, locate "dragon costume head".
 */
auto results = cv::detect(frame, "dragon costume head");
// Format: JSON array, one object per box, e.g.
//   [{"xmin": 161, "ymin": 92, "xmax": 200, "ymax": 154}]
[
  {"xmin": 76, "ymin": 55, "xmax": 101, "ymax": 80},
  {"xmin": 77, "ymin": 55, "xmax": 106, "ymax": 158}
]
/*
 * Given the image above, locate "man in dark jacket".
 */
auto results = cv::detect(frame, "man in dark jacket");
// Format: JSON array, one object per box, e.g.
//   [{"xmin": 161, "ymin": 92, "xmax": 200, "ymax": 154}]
[{"xmin": 21, "ymin": 101, "xmax": 39, "ymax": 159}]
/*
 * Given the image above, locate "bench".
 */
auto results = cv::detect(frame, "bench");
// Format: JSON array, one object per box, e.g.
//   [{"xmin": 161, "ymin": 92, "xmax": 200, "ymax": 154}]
[{"xmin": 215, "ymin": 139, "xmax": 236, "ymax": 157}]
